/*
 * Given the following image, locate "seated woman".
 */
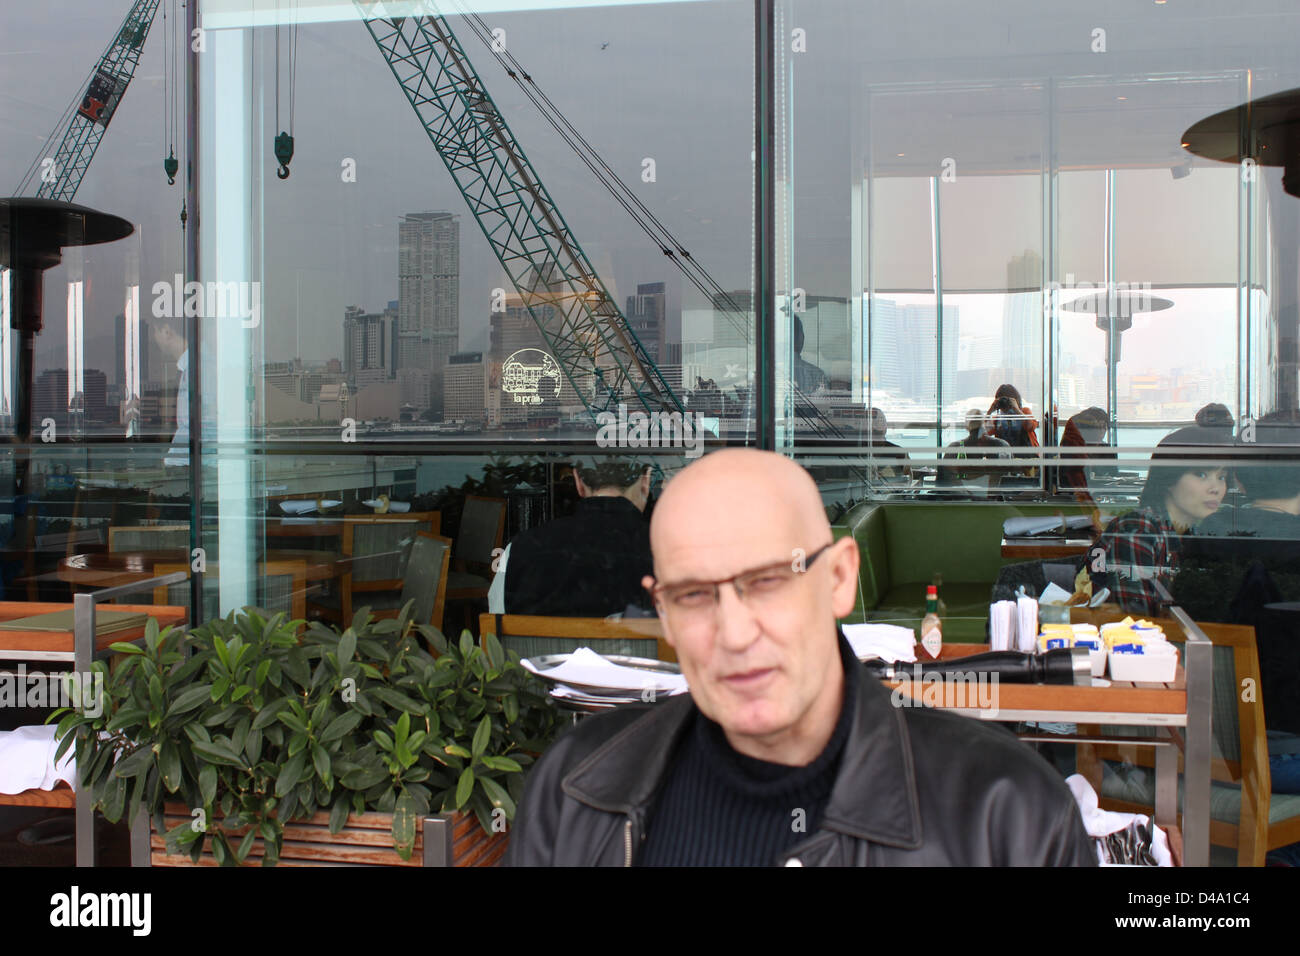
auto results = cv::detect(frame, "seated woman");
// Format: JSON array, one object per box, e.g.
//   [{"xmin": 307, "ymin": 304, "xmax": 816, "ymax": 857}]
[
  {"xmin": 1056, "ymin": 406, "xmax": 1112, "ymax": 529},
  {"xmin": 1095, "ymin": 426, "xmax": 1231, "ymax": 618}
]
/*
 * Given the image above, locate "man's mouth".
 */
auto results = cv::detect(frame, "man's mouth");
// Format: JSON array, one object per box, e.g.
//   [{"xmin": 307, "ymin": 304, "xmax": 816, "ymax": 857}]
[
  {"xmin": 722, "ymin": 667, "xmax": 776, "ymax": 690},
  {"xmin": 1204, "ymin": 500, "xmax": 1221, "ymax": 511}
]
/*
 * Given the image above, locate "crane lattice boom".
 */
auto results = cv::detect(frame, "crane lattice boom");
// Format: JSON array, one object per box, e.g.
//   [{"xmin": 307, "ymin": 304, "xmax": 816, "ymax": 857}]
[
  {"xmin": 355, "ymin": 3, "xmax": 682, "ymax": 417},
  {"xmin": 34, "ymin": 0, "xmax": 162, "ymax": 202}
]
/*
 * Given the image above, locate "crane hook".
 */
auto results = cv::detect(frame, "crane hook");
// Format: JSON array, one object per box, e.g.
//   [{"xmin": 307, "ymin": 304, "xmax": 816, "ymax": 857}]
[
  {"xmin": 164, "ymin": 148, "xmax": 179, "ymax": 185},
  {"xmin": 274, "ymin": 131, "xmax": 295, "ymax": 180}
]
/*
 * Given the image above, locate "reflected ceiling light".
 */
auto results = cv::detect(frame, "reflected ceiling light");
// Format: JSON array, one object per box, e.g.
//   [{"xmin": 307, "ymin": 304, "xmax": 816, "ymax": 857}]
[
  {"xmin": 1182, "ymin": 87, "xmax": 1300, "ymax": 196},
  {"xmin": 1116, "ymin": 96, "xmax": 1128, "ymax": 101},
  {"xmin": 896, "ymin": 152, "xmax": 905, "ymax": 157},
  {"xmin": 1062, "ymin": 290, "xmax": 1173, "ymax": 361}
]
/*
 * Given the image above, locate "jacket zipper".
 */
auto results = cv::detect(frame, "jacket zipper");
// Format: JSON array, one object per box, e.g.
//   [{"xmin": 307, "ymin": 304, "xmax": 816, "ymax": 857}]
[{"xmin": 623, "ymin": 818, "xmax": 633, "ymax": 867}]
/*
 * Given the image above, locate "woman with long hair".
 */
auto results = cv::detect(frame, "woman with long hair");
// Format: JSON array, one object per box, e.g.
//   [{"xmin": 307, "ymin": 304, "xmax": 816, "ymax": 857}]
[
  {"xmin": 986, "ymin": 383, "xmax": 1039, "ymax": 476},
  {"xmin": 1096, "ymin": 426, "xmax": 1231, "ymax": 617}
]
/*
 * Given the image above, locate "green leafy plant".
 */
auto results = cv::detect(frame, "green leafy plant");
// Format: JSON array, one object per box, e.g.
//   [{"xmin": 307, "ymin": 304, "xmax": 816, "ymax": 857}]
[{"xmin": 51, "ymin": 603, "xmax": 559, "ymax": 865}]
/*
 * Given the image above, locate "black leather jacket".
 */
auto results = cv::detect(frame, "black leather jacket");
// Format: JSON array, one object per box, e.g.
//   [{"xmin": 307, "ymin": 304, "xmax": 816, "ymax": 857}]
[{"xmin": 507, "ymin": 649, "xmax": 1097, "ymax": 866}]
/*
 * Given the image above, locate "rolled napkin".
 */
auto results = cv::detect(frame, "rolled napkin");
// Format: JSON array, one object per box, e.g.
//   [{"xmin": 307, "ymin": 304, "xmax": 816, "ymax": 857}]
[
  {"xmin": 1016, "ymin": 595, "xmax": 1039, "ymax": 654},
  {"xmin": 841, "ymin": 623, "xmax": 917, "ymax": 663},
  {"xmin": 1003, "ymin": 514, "xmax": 1094, "ymax": 537},
  {"xmin": 990, "ymin": 600, "xmax": 1016, "ymax": 651}
]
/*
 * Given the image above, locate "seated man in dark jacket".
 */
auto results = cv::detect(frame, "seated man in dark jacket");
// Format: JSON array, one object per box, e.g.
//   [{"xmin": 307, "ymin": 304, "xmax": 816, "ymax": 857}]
[
  {"xmin": 507, "ymin": 448, "xmax": 1095, "ymax": 866},
  {"xmin": 488, "ymin": 457, "xmax": 653, "ymax": 617}
]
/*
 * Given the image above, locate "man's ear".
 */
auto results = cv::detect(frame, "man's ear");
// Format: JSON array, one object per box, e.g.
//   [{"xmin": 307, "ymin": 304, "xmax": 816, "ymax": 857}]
[
  {"xmin": 574, "ymin": 470, "xmax": 591, "ymax": 498},
  {"xmin": 827, "ymin": 536, "xmax": 860, "ymax": 620},
  {"xmin": 642, "ymin": 574, "xmax": 676, "ymax": 649}
]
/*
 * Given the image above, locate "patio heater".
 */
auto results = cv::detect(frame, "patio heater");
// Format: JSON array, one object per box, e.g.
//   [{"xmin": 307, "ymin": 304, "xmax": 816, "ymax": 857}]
[
  {"xmin": 0, "ymin": 198, "xmax": 134, "ymax": 519},
  {"xmin": 1181, "ymin": 86, "xmax": 1300, "ymax": 408},
  {"xmin": 1062, "ymin": 289, "xmax": 1173, "ymax": 444},
  {"xmin": 1180, "ymin": 87, "xmax": 1300, "ymax": 198}
]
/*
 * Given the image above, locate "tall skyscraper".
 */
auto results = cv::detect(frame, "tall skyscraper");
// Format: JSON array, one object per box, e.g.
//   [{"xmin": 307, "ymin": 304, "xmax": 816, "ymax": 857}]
[
  {"xmin": 398, "ymin": 212, "xmax": 459, "ymax": 417},
  {"xmin": 444, "ymin": 351, "xmax": 487, "ymax": 423},
  {"xmin": 866, "ymin": 298, "xmax": 959, "ymax": 404},
  {"xmin": 343, "ymin": 304, "xmax": 397, "ymax": 389},
  {"xmin": 488, "ymin": 295, "xmax": 578, "ymax": 426},
  {"xmin": 625, "ymin": 282, "xmax": 666, "ymax": 363},
  {"xmin": 1001, "ymin": 249, "xmax": 1043, "ymax": 376}
]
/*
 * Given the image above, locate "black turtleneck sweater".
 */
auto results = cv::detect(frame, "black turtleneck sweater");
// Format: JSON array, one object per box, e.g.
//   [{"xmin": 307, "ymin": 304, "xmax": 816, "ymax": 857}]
[{"xmin": 636, "ymin": 641, "xmax": 857, "ymax": 866}]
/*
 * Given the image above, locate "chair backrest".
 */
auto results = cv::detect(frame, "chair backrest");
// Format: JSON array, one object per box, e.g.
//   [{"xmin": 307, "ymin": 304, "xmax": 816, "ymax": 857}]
[
  {"xmin": 391, "ymin": 510, "xmax": 439, "ymax": 535},
  {"xmin": 400, "ymin": 532, "xmax": 452, "ymax": 631},
  {"xmin": 153, "ymin": 560, "xmax": 309, "ymax": 622},
  {"xmin": 343, "ymin": 518, "xmax": 421, "ymax": 586},
  {"xmin": 479, "ymin": 613, "xmax": 671, "ymax": 662},
  {"xmin": 109, "ymin": 524, "xmax": 189, "ymax": 553},
  {"xmin": 457, "ymin": 496, "xmax": 506, "ymax": 569}
]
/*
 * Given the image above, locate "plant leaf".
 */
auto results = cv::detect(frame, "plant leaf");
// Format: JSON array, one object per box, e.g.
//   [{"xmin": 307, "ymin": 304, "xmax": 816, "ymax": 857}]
[
  {"xmin": 392, "ymin": 789, "xmax": 417, "ymax": 861},
  {"xmin": 471, "ymin": 715, "xmax": 491, "ymax": 759},
  {"xmin": 455, "ymin": 767, "xmax": 475, "ymax": 809},
  {"xmin": 479, "ymin": 775, "xmax": 516, "ymax": 818},
  {"xmin": 275, "ymin": 750, "xmax": 308, "ymax": 797},
  {"xmin": 311, "ymin": 742, "xmax": 331, "ymax": 784},
  {"xmin": 329, "ymin": 797, "xmax": 351, "ymax": 835}
]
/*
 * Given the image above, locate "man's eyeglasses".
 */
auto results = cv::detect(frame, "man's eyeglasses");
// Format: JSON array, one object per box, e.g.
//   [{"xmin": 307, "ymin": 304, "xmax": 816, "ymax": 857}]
[{"xmin": 646, "ymin": 543, "xmax": 834, "ymax": 625}]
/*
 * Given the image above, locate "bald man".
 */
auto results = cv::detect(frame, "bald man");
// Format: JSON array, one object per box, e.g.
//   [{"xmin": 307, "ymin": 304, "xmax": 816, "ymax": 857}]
[{"xmin": 506, "ymin": 450, "xmax": 1095, "ymax": 866}]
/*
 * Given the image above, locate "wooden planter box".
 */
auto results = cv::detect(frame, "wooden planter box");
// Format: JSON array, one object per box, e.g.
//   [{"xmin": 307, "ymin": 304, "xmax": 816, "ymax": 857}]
[{"xmin": 149, "ymin": 803, "xmax": 507, "ymax": 867}]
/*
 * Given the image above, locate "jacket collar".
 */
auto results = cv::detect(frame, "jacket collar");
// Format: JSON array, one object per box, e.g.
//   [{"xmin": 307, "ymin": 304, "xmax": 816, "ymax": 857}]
[{"xmin": 561, "ymin": 635, "xmax": 923, "ymax": 849}]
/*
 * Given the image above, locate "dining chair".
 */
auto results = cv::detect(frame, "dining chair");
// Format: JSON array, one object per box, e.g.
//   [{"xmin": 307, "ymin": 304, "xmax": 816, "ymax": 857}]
[
  {"xmin": 447, "ymin": 495, "xmax": 506, "ymax": 600},
  {"xmin": 152, "ymin": 560, "xmax": 310, "ymax": 623},
  {"xmin": 1078, "ymin": 619, "xmax": 1300, "ymax": 866},
  {"xmin": 107, "ymin": 525, "xmax": 189, "ymax": 553},
  {"xmin": 368, "ymin": 532, "xmax": 452, "ymax": 631},
  {"xmin": 338, "ymin": 517, "xmax": 424, "ymax": 622}
]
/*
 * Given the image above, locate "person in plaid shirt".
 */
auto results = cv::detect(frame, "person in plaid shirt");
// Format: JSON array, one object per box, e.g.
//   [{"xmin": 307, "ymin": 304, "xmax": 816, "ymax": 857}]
[{"xmin": 1097, "ymin": 426, "xmax": 1232, "ymax": 617}]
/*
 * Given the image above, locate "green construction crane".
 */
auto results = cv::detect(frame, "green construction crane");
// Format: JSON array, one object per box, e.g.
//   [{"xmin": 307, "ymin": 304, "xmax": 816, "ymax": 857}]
[
  {"xmin": 24, "ymin": 0, "xmax": 163, "ymax": 202},
  {"xmin": 355, "ymin": 4, "xmax": 683, "ymax": 418}
]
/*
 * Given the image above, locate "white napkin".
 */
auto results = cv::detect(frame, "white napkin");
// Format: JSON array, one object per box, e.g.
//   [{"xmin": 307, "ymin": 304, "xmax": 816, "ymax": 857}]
[
  {"xmin": 841, "ymin": 623, "xmax": 917, "ymax": 663},
  {"xmin": 522, "ymin": 647, "xmax": 687, "ymax": 695},
  {"xmin": 990, "ymin": 600, "xmax": 1016, "ymax": 651},
  {"xmin": 0, "ymin": 725, "xmax": 76, "ymax": 794},
  {"xmin": 1039, "ymin": 582, "xmax": 1073, "ymax": 605},
  {"xmin": 280, "ymin": 500, "xmax": 316, "ymax": 515},
  {"xmin": 1065, "ymin": 774, "xmax": 1173, "ymax": 866},
  {"xmin": 1016, "ymin": 595, "xmax": 1039, "ymax": 653},
  {"xmin": 362, "ymin": 499, "xmax": 412, "ymax": 513},
  {"xmin": 1003, "ymin": 515, "xmax": 1094, "ymax": 537}
]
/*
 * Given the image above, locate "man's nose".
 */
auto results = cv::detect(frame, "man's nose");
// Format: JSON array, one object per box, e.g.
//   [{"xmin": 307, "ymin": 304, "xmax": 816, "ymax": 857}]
[{"xmin": 713, "ymin": 580, "xmax": 760, "ymax": 652}]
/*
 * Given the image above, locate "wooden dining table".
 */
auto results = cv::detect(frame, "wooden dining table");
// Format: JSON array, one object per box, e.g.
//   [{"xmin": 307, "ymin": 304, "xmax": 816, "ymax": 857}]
[
  {"xmin": 57, "ymin": 549, "xmax": 343, "ymax": 589},
  {"xmin": 1000, "ymin": 535, "xmax": 1095, "ymax": 560}
]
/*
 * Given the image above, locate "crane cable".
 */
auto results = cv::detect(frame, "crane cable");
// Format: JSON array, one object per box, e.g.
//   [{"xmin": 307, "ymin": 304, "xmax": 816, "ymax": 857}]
[
  {"xmin": 444, "ymin": 0, "xmax": 748, "ymax": 341},
  {"xmin": 273, "ymin": 0, "xmax": 298, "ymax": 178},
  {"xmin": 163, "ymin": 0, "xmax": 179, "ymax": 184},
  {"xmin": 14, "ymin": 55, "xmax": 101, "ymax": 195}
]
